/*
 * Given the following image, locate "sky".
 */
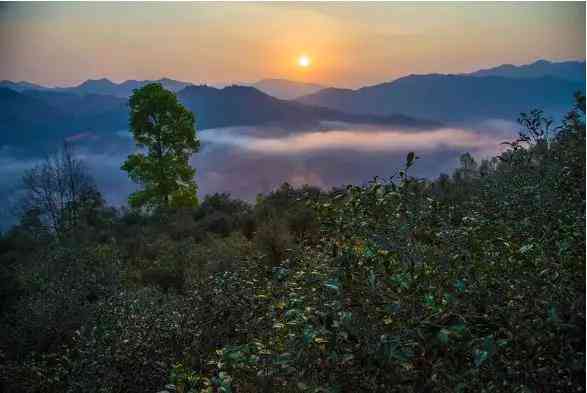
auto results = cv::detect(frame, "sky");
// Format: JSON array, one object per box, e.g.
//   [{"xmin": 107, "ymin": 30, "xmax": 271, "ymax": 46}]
[{"xmin": 0, "ymin": 2, "xmax": 585, "ymax": 88}]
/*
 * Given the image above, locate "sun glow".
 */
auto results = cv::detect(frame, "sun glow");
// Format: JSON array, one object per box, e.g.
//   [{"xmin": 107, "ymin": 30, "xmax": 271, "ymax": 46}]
[{"xmin": 298, "ymin": 55, "xmax": 311, "ymax": 68}]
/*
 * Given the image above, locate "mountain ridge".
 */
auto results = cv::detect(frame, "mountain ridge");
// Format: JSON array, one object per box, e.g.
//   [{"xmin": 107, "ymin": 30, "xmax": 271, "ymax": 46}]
[
  {"xmin": 297, "ymin": 73, "xmax": 583, "ymax": 122},
  {"xmin": 0, "ymin": 84, "xmax": 440, "ymax": 153},
  {"xmin": 466, "ymin": 59, "xmax": 585, "ymax": 82},
  {"xmin": 1, "ymin": 58, "xmax": 583, "ymax": 99},
  {"xmin": 250, "ymin": 78, "xmax": 326, "ymax": 100}
]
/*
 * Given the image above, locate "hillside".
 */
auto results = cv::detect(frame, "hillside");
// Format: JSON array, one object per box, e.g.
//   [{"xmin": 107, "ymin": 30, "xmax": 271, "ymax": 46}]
[
  {"xmin": 0, "ymin": 78, "xmax": 194, "ymax": 98},
  {"xmin": 177, "ymin": 85, "xmax": 440, "ymax": 130},
  {"xmin": 297, "ymin": 74, "xmax": 583, "ymax": 122},
  {"xmin": 55, "ymin": 77, "xmax": 195, "ymax": 98},
  {"xmin": 0, "ymin": 94, "xmax": 584, "ymax": 393},
  {"xmin": 467, "ymin": 59, "xmax": 585, "ymax": 83},
  {"xmin": 251, "ymin": 79, "xmax": 325, "ymax": 100},
  {"xmin": 0, "ymin": 87, "xmax": 68, "ymax": 146},
  {"xmin": 0, "ymin": 80, "xmax": 51, "ymax": 92},
  {"xmin": 0, "ymin": 85, "xmax": 440, "ymax": 152}
]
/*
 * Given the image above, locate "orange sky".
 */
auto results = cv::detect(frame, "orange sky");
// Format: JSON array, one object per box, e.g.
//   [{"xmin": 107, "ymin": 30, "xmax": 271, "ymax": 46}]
[{"xmin": 0, "ymin": 2, "xmax": 585, "ymax": 88}]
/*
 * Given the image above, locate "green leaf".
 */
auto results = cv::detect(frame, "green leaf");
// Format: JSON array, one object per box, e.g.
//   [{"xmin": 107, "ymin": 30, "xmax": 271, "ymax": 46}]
[
  {"xmin": 473, "ymin": 349, "xmax": 489, "ymax": 367},
  {"xmin": 423, "ymin": 294, "xmax": 435, "ymax": 307},
  {"xmin": 363, "ymin": 246, "xmax": 376, "ymax": 258},
  {"xmin": 438, "ymin": 329, "xmax": 450, "ymax": 345},
  {"xmin": 454, "ymin": 279, "xmax": 465, "ymax": 293},
  {"xmin": 303, "ymin": 326, "xmax": 316, "ymax": 345},
  {"xmin": 547, "ymin": 304, "xmax": 560, "ymax": 323},
  {"xmin": 483, "ymin": 335, "xmax": 496, "ymax": 357},
  {"xmin": 367, "ymin": 270, "xmax": 376, "ymax": 289},
  {"xmin": 449, "ymin": 322, "xmax": 466, "ymax": 335},
  {"xmin": 324, "ymin": 278, "xmax": 340, "ymax": 292}
]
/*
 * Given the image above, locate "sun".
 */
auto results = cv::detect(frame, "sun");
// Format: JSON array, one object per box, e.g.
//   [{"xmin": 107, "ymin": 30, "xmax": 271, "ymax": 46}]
[{"xmin": 298, "ymin": 55, "xmax": 311, "ymax": 68}]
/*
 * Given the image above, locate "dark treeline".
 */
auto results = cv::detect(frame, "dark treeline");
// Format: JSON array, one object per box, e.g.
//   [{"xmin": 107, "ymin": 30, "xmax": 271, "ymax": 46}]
[{"xmin": 0, "ymin": 93, "xmax": 584, "ymax": 393}]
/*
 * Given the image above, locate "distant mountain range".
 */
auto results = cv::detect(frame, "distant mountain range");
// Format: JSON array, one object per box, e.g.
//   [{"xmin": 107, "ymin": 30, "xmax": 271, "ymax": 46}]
[
  {"xmin": 250, "ymin": 79, "xmax": 325, "ymax": 100},
  {"xmin": 0, "ymin": 77, "xmax": 325, "ymax": 100},
  {"xmin": 177, "ymin": 85, "xmax": 437, "ymax": 130},
  {"xmin": 0, "ymin": 78, "xmax": 194, "ymax": 98},
  {"xmin": 0, "ymin": 80, "xmax": 52, "ymax": 92},
  {"xmin": 0, "ymin": 84, "xmax": 439, "ymax": 153},
  {"xmin": 0, "ymin": 88, "xmax": 128, "ymax": 149},
  {"xmin": 0, "ymin": 59, "xmax": 584, "ymax": 152},
  {"xmin": 62, "ymin": 77, "xmax": 194, "ymax": 97},
  {"xmin": 297, "ymin": 60, "xmax": 584, "ymax": 122},
  {"xmin": 466, "ymin": 59, "xmax": 585, "ymax": 83}
]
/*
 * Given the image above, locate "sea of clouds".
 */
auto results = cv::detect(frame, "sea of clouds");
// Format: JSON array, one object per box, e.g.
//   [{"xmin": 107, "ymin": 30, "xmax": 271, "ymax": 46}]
[{"xmin": 0, "ymin": 120, "xmax": 517, "ymax": 230}]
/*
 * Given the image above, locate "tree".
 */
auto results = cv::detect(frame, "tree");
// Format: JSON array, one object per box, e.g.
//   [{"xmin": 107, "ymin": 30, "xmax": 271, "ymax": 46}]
[
  {"xmin": 19, "ymin": 142, "xmax": 99, "ymax": 236},
  {"xmin": 122, "ymin": 83, "xmax": 200, "ymax": 210}
]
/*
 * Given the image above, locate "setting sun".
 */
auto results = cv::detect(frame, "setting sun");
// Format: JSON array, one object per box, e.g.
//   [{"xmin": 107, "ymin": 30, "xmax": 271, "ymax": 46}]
[{"xmin": 298, "ymin": 55, "xmax": 311, "ymax": 68}]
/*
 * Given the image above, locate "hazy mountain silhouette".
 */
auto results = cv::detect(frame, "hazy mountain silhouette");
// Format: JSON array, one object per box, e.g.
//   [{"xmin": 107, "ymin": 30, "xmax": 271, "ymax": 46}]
[
  {"xmin": 297, "ymin": 74, "xmax": 583, "ymax": 122},
  {"xmin": 0, "ymin": 80, "xmax": 51, "ymax": 92},
  {"xmin": 0, "ymin": 85, "xmax": 439, "ymax": 153},
  {"xmin": 0, "ymin": 78, "xmax": 195, "ymax": 98},
  {"xmin": 467, "ymin": 59, "xmax": 585, "ymax": 83},
  {"xmin": 251, "ymin": 79, "xmax": 325, "ymax": 100},
  {"xmin": 0, "ymin": 88, "xmax": 129, "ymax": 151},
  {"xmin": 2, "ymin": 58, "xmax": 583, "ymax": 152},
  {"xmin": 56, "ymin": 78, "xmax": 194, "ymax": 97},
  {"xmin": 0, "ymin": 87, "xmax": 69, "ymax": 147},
  {"xmin": 2, "ymin": 77, "xmax": 324, "ymax": 100},
  {"xmin": 24, "ymin": 90, "xmax": 127, "ymax": 117},
  {"xmin": 177, "ymin": 85, "xmax": 439, "ymax": 130}
]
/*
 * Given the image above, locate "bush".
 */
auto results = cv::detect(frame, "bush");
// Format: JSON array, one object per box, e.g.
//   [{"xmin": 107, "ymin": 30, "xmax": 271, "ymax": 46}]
[
  {"xmin": 0, "ymin": 244, "xmax": 121, "ymax": 362},
  {"xmin": 254, "ymin": 218, "xmax": 293, "ymax": 268},
  {"xmin": 1, "ymin": 96, "xmax": 584, "ymax": 393}
]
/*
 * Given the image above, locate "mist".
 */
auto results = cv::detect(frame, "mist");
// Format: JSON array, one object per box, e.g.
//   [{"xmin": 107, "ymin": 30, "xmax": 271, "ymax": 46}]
[{"xmin": 0, "ymin": 121, "xmax": 515, "ymax": 230}]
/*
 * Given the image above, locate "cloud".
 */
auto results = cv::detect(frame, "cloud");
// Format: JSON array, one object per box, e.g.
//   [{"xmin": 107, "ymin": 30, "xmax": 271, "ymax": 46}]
[
  {"xmin": 0, "ymin": 121, "xmax": 516, "ymax": 230},
  {"xmin": 199, "ymin": 123, "xmax": 509, "ymax": 157}
]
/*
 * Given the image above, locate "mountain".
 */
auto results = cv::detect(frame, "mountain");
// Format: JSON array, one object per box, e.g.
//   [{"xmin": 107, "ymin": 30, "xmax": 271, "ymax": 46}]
[
  {"xmin": 23, "ymin": 90, "xmax": 127, "ymax": 117},
  {"xmin": 177, "ymin": 85, "xmax": 439, "ymax": 130},
  {"xmin": 0, "ymin": 87, "xmax": 68, "ymax": 147},
  {"xmin": 0, "ymin": 85, "xmax": 440, "ymax": 153},
  {"xmin": 64, "ymin": 78, "xmax": 123, "ymax": 96},
  {"xmin": 0, "ymin": 88, "xmax": 128, "ymax": 151},
  {"xmin": 467, "ymin": 59, "xmax": 585, "ymax": 83},
  {"xmin": 22, "ymin": 90, "xmax": 128, "ymax": 133},
  {"xmin": 0, "ymin": 80, "xmax": 51, "ymax": 92},
  {"xmin": 251, "ymin": 79, "xmax": 325, "ymax": 100},
  {"xmin": 297, "ymin": 74, "xmax": 583, "ymax": 122},
  {"xmin": 0, "ymin": 78, "xmax": 195, "ymax": 98},
  {"xmin": 56, "ymin": 78, "xmax": 194, "ymax": 97}
]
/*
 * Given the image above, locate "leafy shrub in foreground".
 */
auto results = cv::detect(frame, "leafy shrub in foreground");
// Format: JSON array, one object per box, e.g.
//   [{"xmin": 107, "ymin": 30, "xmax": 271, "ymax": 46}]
[
  {"xmin": 0, "ymin": 95, "xmax": 584, "ymax": 393},
  {"xmin": 162, "ymin": 95, "xmax": 585, "ymax": 393}
]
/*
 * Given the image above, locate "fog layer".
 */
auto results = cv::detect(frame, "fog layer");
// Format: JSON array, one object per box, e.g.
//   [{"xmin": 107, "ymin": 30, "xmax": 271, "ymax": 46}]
[{"xmin": 0, "ymin": 122, "xmax": 514, "ymax": 229}]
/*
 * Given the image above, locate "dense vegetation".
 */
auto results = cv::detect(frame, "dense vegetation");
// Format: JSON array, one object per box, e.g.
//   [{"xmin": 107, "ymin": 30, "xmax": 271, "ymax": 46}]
[{"xmin": 0, "ymin": 94, "xmax": 584, "ymax": 393}]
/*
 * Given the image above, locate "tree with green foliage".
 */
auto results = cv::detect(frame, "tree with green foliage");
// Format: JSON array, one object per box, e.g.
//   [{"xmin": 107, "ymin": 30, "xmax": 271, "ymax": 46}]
[{"xmin": 122, "ymin": 83, "xmax": 200, "ymax": 210}]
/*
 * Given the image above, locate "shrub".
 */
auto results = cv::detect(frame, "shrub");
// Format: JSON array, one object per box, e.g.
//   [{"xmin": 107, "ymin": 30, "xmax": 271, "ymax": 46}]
[{"xmin": 254, "ymin": 218, "xmax": 293, "ymax": 268}]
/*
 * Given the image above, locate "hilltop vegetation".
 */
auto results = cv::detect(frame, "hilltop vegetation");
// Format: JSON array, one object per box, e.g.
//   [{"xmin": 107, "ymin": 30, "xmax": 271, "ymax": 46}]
[{"xmin": 0, "ymin": 92, "xmax": 584, "ymax": 393}]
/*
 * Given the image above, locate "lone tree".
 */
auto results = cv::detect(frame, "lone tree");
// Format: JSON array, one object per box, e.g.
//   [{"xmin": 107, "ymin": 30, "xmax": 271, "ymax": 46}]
[{"xmin": 122, "ymin": 83, "xmax": 200, "ymax": 210}]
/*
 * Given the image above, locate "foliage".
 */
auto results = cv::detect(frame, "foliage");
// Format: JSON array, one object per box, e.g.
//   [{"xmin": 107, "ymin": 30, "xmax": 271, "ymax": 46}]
[
  {"xmin": 0, "ymin": 94, "xmax": 584, "ymax": 393},
  {"xmin": 122, "ymin": 83, "xmax": 200, "ymax": 210},
  {"xmin": 158, "ymin": 94, "xmax": 585, "ymax": 393}
]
